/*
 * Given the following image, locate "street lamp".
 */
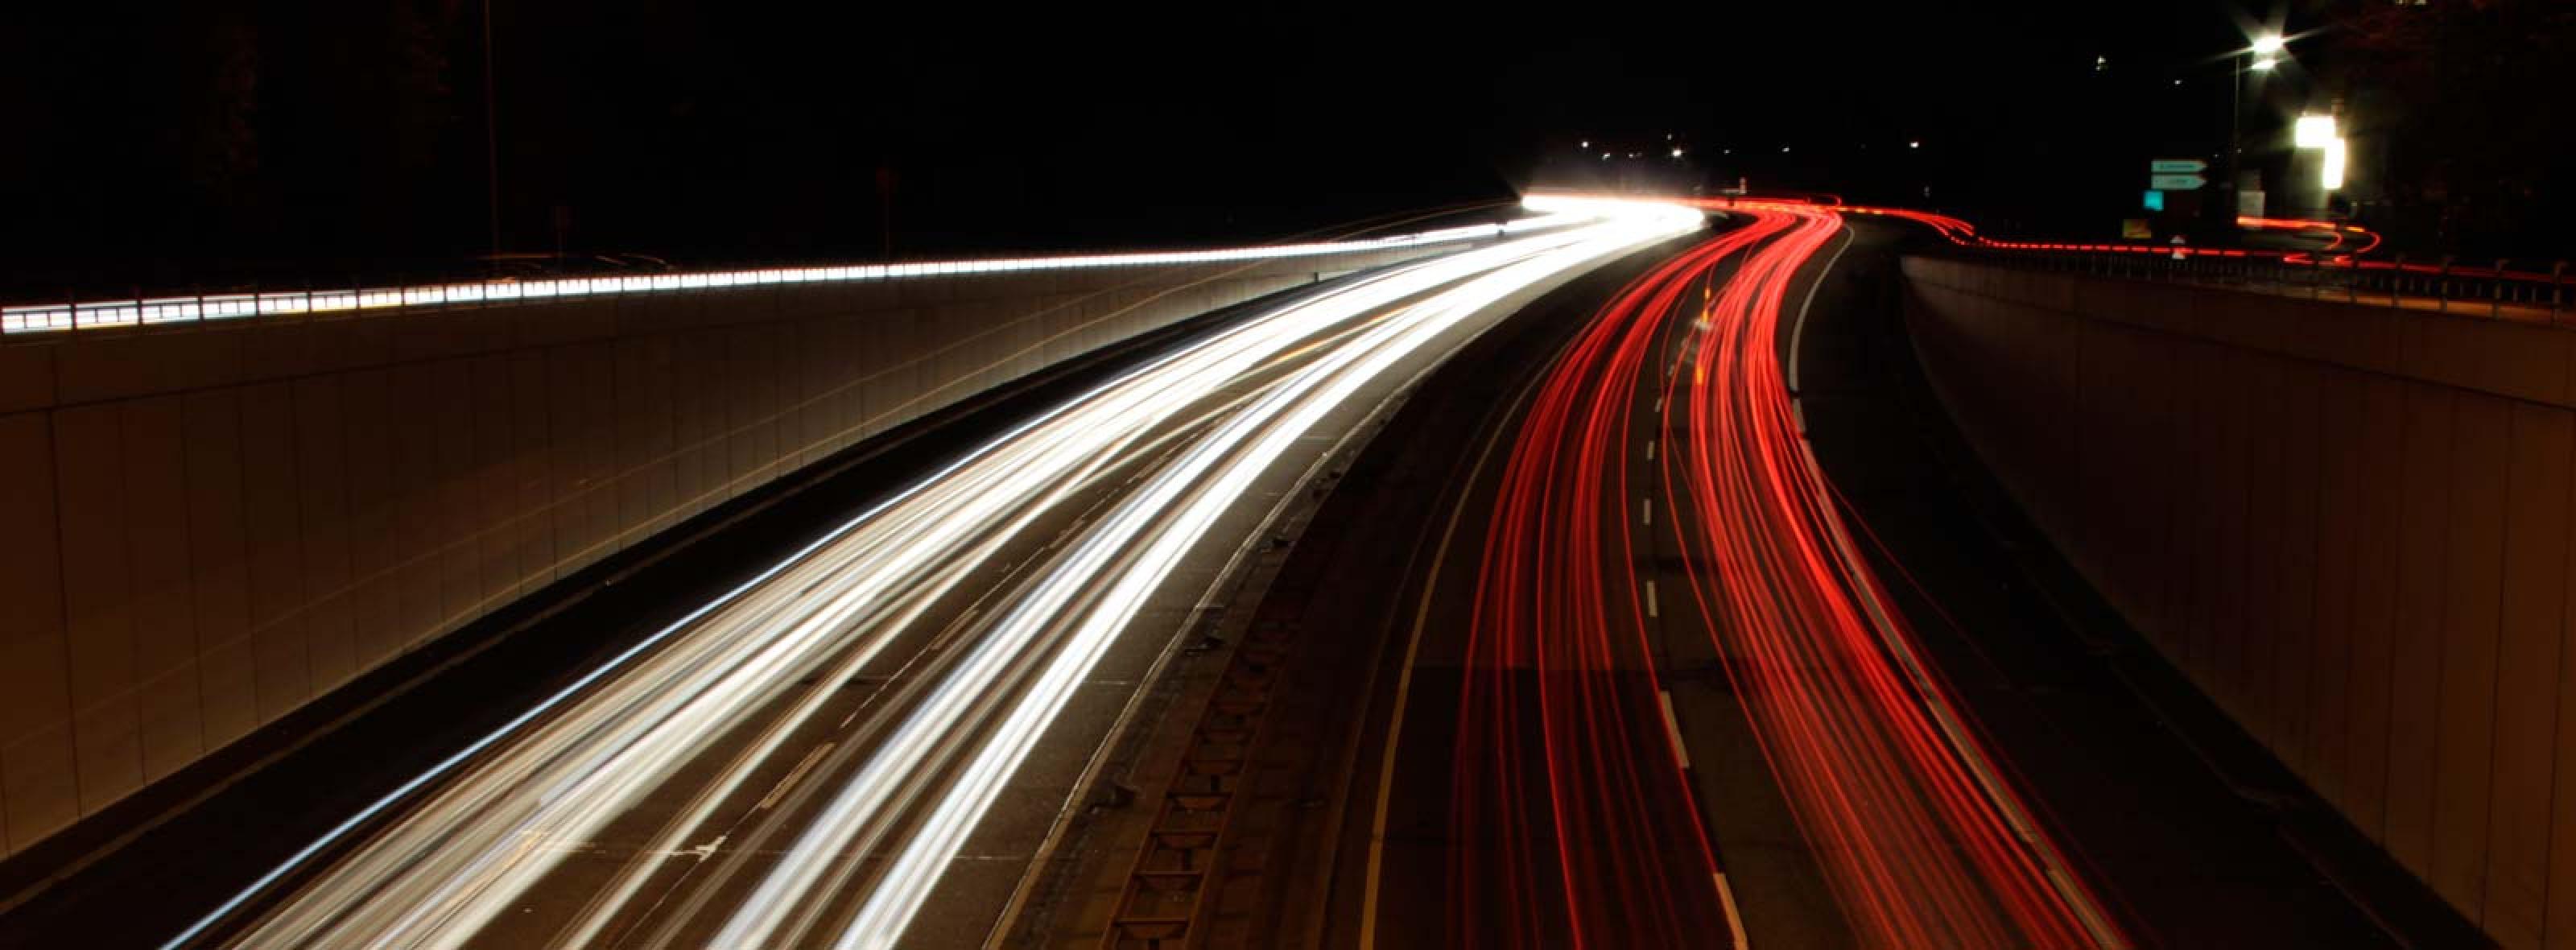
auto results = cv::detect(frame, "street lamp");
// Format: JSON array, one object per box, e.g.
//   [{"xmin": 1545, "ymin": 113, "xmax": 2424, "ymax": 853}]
[{"xmin": 2229, "ymin": 33, "xmax": 2288, "ymax": 219}]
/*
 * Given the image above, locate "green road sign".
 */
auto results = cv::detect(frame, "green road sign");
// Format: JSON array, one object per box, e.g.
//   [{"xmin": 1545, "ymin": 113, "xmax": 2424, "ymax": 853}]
[
  {"xmin": 2150, "ymin": 159, "xmax": 2208, "ymax": 174},
  {"xmin": 2149, "ymin": 173, "xmax": 2207, "ymax": 191}
]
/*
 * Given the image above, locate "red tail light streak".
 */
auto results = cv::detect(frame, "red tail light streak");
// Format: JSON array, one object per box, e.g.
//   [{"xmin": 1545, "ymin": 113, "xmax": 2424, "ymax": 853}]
[{"xmin": 1447, "ymin": 200, "xmax": 2130, "ymax": 948}]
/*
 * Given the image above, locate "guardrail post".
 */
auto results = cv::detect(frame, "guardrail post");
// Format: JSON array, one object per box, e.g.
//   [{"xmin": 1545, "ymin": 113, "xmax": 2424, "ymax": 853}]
[
  {"xmin": 2495, "ymin": 259, "xmax": 2511, "ymax": 318},
  {"xmin": 2437, "ymin": 255, "xmax": 2454, "ymax": 313},
  {"xmin": 2553, "ymin": 261, "xmax": 2568, "ymax": 322},
  {"xmin": 2389, "ymin": 254, "xmax": 2405, "ymax": 308}
]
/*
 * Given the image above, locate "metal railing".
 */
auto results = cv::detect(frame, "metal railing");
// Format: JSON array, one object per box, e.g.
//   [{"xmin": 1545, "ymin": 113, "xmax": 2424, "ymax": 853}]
[{"xmin": 1930, "ymin": 245, "xmax": 2573, "ymax": 323}]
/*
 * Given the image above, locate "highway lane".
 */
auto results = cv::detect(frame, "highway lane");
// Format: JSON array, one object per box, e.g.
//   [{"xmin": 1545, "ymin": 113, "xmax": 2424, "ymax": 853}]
[
  {"xmin": 1304, "ymin": 213, "xmax": 1852, "ymax": 950},
  {"xmin": 986, "ymin": 230, "xmax": 1724, "ymax": 948},
  {"xmin": 1657, "ymin": 206, "xmax": 2121, "ymax": 949},
  {"xmin": 149, "ymin": 197, "xmax": 1702, "ymax": 950},
  {"xmin": 1331, "ymin": 204, "xmax": 2133, "ymax": 949}
]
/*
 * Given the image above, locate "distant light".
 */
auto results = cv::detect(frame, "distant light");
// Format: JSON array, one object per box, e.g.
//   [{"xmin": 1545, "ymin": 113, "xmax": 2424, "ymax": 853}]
[
  {"xmin": 1908, "ymin": 140, "xmax": 1921, "ymax": 150},
  {"xmin": 1666, "ymin": 133, "xmax": 1675, "ymax": 141},
  {"xmin": 1601, "ymin": 152, "xmax": 1612, "ymax": 160},
  {"xmin": 1781, "ymin": 146, "xmax": 1791, "ymax": 153},
  {"xmin": 2322, "ymin": 138, "xmax": 2347, "ymax": 190},
  {"xmin": 1580, "ymin": 139, "xmax": 1590, "ymax": 148},
  {"xmin": 2250, "ymin": 35, "xmax": 2285, "ymax": 56},
  {"xmin": 2173, "ymin": 79, "xmax": 2183, "ymax": 86},
  {"xmin": 1670, "ymin": 147, "xmax": 1685, "ymax": 158},
  {"xmin": 2251, "ymin": 56, "xmax": 2277, "ymax": 72},
  {"xmin": 2293, "ymin": 114, "xmax": 2338, "ymax": 148},
  {"xmin": 2094, "ymin": 55, "xmax": 2107, "ymax": 72}
]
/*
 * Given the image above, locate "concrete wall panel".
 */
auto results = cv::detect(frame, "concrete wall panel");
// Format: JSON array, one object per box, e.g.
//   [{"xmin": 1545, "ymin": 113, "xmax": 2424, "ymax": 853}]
[
  {"xmin": 55, "ymin": 403, "xmax": 141, "ymax": 815},
  {"xmin": 2487, "ymin": 403, "xmax": 2569, "ymax": 944},
  {"xmin": 292, "ymin": 377, "xmax": 355, "ymax": 695},
  {"xmin": 0, "ymin": 242, "xmax": 1464, "ymax": 861},
  {"xmin": 121, "ymin": 397, "xmax": 200, "ymax": 784},
  {"xmin": 1903, "ymin": 256, "xmax": 2576, "ymax": 947},
  {"xmin": 181, "ymin": 390, "xmax": 256, "ymax": 750},
  {"xmin": 239, "ymin": 382, "xmax": 311, "ymax": 725},
  {"xmin": 0, "ymin": 412, "xmax": 70, "ymax": 853},
  {"xmin": 2430, "ymin": 394, "xmax": 2508, "ymax": 910}
]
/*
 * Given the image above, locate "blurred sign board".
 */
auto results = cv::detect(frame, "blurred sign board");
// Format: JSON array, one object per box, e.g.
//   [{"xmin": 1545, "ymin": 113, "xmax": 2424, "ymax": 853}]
[
  {"xmin": 2150, "ymin": 173, "xmax": 2207, "ymax": 191},
  {"xmin": 2141, "ymin": 190, "xmax": 2165, "ymax": 212},
  {"xmin": 2150, "ymin": 158, "xmax": 2207, "ymax": 174}
]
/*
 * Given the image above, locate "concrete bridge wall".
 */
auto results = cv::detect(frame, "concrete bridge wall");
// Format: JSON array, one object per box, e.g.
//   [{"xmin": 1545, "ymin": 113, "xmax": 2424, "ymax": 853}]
[
  {"xmin": 0, "ymin": 244, "xmax": 1444, "ymax": 859},
  {"xmin": 1902, "ymin": 255, "xmax": 2576, "ymax": 948}
]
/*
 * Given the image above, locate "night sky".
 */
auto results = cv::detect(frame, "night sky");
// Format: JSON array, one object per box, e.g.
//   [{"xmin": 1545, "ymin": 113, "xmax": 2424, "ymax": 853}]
[{"xmin": 5, "ymin": 1, "xmax": 2545, "ymax": 299}]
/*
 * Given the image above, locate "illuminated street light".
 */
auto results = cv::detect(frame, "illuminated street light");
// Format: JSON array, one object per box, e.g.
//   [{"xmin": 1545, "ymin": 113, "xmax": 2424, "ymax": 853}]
[
  {"xmin": 1908, "ymin": 140, "xmax": 1921, "ymax": 150},
  {"xmin": 2229, "ymin": 31, "xmax": 2293, "ymax": 218},
  {"xmin": 1671, "ymin": 147, "xmax": 1685, "ymax": 159},
  {"xmin": 2290, "ymin": 114, "xmax": 2345, "ymax": 195},
  {"xmin": 2293, "ymin": 114, "xmax": 2337, "ymax": 148}
]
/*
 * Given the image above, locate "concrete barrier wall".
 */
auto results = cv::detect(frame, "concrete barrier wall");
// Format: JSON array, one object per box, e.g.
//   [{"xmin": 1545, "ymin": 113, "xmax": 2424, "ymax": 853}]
[
  {"xmin": 0, "ymin": 245, "xmax": 1447, "ymax": 859},
  {"xmin": 1901, "ymin": 255, "xmax": 2576, "ymax": 948}
]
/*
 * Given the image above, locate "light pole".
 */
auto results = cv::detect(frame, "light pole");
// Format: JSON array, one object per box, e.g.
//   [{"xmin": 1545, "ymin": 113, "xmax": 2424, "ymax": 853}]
[{"xmin": 2228, "ymin": 34, "xmax": 2284, "ymax": 221}]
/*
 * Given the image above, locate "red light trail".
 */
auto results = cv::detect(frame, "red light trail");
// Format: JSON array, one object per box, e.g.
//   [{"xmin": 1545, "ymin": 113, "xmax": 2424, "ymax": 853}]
[
  {"xmin": 1447, "ymin": 221, "xmax": 1777, "ymax": 948},
  {"xmin": 1444, "ymin": 203, "xmax": 2129, "ymax": 948}
]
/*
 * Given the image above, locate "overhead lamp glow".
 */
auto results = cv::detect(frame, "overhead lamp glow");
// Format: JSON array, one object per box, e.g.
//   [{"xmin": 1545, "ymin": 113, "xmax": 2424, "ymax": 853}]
[
  {"xmin": 2251, "ymin": 56, "xmax": 2277, "ymax": 72},
  {"xmin": 2250, "ymin": 35, "xmax": 2285, "ymax": 56},
  {"xmin": 2293, "ymin": 114, "xmax": 2337, "ymax": 149},
  {"xmin": 2321, "ymin": 137, "xmax": 2347, "ymax": 190},
  {"xmin": 1671, "ymin": 147, "xmax": 1685, "ymax": 159}
]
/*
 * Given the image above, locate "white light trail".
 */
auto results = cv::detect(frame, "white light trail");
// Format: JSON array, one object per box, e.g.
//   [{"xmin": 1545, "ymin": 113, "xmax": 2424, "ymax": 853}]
[
  {"xmin": 2, "ymin": 214, "xmax": 1584, "ymax": 334},
  {"xmin": 183, "ymin": 198, "xmax": 1701, "ymax": 950}
]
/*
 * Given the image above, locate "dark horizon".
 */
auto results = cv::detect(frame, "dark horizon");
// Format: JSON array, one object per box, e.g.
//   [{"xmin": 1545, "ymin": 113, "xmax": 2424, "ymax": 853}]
[{"xmin": 2, "ymin": 2, "xmax": 2566, "ymax": 299}]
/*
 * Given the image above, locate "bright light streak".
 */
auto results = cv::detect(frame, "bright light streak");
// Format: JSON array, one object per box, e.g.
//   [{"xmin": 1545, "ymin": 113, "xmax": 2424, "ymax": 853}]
[
  {"xmin": 2251, "ymin": 56, "xmax": 2277, "ymax": 72},
  {"xmin": 2322, "ymin": 137, "xmax": 2347, "ymax": 190},
  {"xmin": 184, "ymin": 201, "xmax": 1700, "ymax": 950},
  {"xmin": 2293, "ymin": 114, "xmax": 2337, "ymax": 149},
  {"xmin": 2250, "ymin": 35, "xmax": 2285, "ymax": 56},
  {"xmin": 2, "ymin": 216, "xmax": 1590, "ymax": 335},
  {"xmin": 1452, "ymin": 202, "xmax": 2130, "ymax": 949}
]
